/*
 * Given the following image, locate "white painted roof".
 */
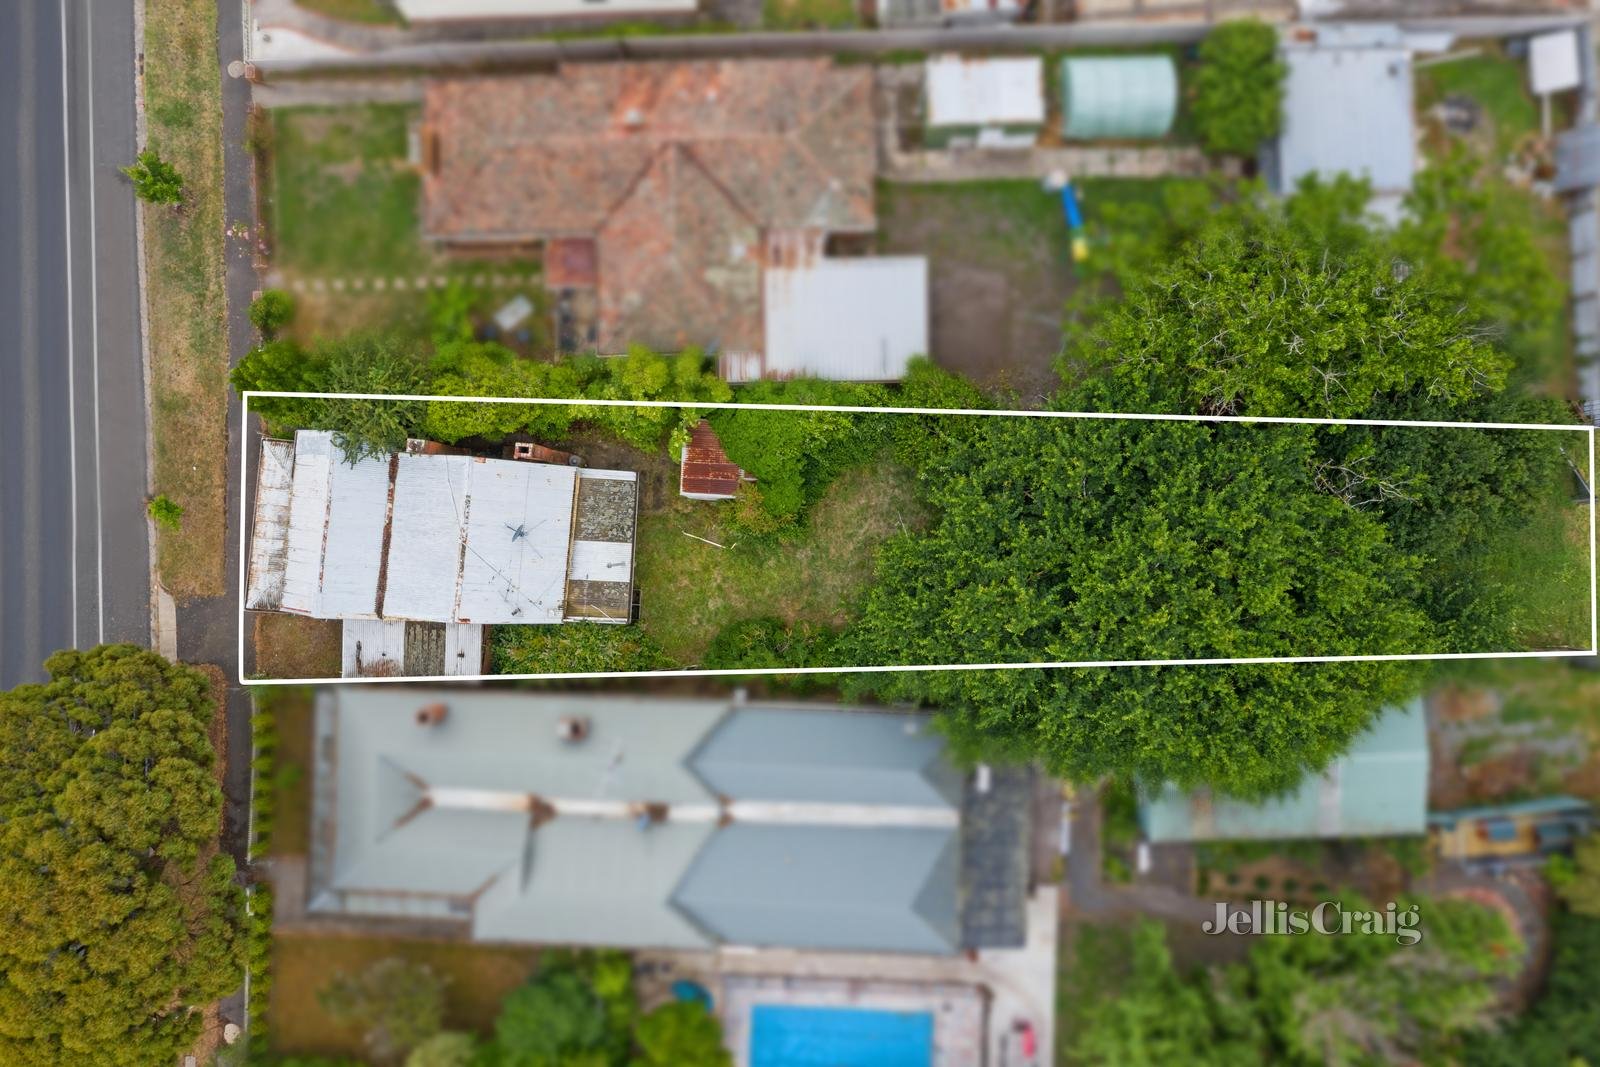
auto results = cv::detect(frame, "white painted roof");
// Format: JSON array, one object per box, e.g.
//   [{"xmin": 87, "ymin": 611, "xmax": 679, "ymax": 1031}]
[
  {"xmin": 763, "ymin": 258, "xmax": 928, "ymax": 382},
  {"xmin": 925, "ymin": 55, "xmax": 1044, "ymax": 128},
  {"xmin": 1530, "ymin": 30, "xmax": 1581, "ymax": 95},
  {"xmin": 245, "ymin": 439, "xmax": 296, "ymax": 611},
  {"xmin": 268, "ymin": 431, "xmax": 630, "ymax": 625}
]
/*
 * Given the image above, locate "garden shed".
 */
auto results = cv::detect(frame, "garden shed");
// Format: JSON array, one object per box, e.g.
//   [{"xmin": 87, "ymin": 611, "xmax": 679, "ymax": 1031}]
[
  {"xmin": 924, "ymin": 55, "xmax": 1045, "ymax": 148},
  {"xmin": 1058, "ymin": 55, "xmax": 1178, "ymax": 140}
]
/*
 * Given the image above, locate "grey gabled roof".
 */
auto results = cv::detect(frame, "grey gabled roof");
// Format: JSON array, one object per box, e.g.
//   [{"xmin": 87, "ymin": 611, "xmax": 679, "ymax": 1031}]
[
  {"xmin": 669, "ymin": 824, "xmax": 961, "ymax": 955},
  {"xmin": 687, "ymin": 707, "xmax": 963, "ymax": 807}
]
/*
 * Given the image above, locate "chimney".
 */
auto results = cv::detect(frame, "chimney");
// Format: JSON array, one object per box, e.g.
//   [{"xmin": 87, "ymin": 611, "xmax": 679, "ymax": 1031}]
[{"xmin": 416, "ymin": 703, "xmax": 448, "ymax": 727}]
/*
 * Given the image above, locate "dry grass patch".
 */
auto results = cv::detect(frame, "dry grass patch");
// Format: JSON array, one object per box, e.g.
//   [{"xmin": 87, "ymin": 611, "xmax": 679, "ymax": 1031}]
[
  {"xmin": 143, "ymin": 0, "xmax": 228, "ymax": 598},
  {"xmin": 268, "ymin": 933, "xmax": 540, "ymax": 1057},
  {"xmin": 254, "ymin": 613, "xmax": 343, "ymax": 680},
  {"xmin": 635, "ymin": 461, "xmax": 928, "ymax": 662}
]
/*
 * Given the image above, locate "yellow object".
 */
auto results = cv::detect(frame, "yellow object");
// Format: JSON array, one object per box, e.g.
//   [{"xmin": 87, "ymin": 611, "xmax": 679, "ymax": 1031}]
[{"xmin": 1071, "ymin": 236, "xmax": 1090, "ymax": 263}]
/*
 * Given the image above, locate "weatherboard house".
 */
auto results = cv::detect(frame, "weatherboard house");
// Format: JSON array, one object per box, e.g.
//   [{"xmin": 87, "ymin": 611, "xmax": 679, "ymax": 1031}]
[
  {"xmin": 245, "ymin": 430, "xmax": 638, "ymax": 677},
  {"xmin": 302, "ymin": 688, "xmax": 1033, "ymax": 956}
]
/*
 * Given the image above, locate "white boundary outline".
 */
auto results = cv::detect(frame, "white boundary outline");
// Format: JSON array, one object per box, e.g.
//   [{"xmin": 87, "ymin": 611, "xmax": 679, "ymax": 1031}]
[{"xmin": 238, "ymin": 391, "xmax": 1598, "ymax": 685}]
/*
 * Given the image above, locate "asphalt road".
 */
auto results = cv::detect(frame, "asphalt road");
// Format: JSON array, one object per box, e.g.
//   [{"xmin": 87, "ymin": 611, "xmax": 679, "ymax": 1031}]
[{"xmin": 0, "ymin": 0, "xmax": 150, "ymax": 688}]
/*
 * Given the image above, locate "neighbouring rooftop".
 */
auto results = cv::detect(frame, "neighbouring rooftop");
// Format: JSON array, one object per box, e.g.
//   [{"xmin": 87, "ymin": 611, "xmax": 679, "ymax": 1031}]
[
  {"xmin": 245, "ymin": 431, "xmax": 637, "ymax": 628},
  {"xmin": 420, "ymin": 60, "xmax": 927, "ymax": 379},
  {"xmin": 306, "ymin": 689, "xmax": 1032, "ymax": 955},
  {"xmin": 1140, "ymin": 698, "xmax": 1429, "ymax": 843}
]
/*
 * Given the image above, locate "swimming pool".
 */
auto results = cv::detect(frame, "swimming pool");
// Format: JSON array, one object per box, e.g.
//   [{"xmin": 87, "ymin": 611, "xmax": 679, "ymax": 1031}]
[{"xmin": 749, "ymin": 1004, "xmax": 935, "ymax": 1067}]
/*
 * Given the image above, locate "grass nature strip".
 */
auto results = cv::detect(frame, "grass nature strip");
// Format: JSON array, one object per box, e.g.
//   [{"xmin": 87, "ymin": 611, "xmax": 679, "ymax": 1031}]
[{"xmin": 143, "ymin": 0, "xmax": 229, "ymax": 597}]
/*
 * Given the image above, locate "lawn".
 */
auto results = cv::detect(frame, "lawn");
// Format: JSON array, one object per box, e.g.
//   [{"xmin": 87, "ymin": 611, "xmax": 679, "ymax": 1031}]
[
  {"xmin": 269, "ymin": 934, "xmax": 540, "ymax": 1057},
  {"xmin": 634, "ymin": 460, "xmax": 928, "ymax": 663},
  {"xmin": 1480, "ymin": 447, "xmax": 1594, "ymax": 652},
  {"xmin": 1417, "ymin": 50, "xmax": 1540, "ymax": 155},
  {"xmin": 270, "ymin": 105, "xmax": 428, "ymax": 279},
  {"xmin": 764, "ymin": 0, "xmax": 859, "ymax": 29},
  {"xmin": 143, "ymin": 0, "xmax": 229, "ymax": 598},
  {"xmin": 254, "ymin": 613, "xmax": 343, "ymax": 681}
]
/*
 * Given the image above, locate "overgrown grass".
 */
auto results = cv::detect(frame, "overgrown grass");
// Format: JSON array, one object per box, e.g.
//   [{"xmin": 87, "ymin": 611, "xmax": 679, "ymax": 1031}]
[
  {"xmin": 143, "ymin": 0, "xmax": 228, "ymax": 598},
  {"xmin": 1417, "ymin": 51, "xmax": 1539, "ymax": 154},
  {"xmin": 763, "ymin": 0, "xmax": 859, "ymax": 30},
  {"xmin": 269, "ymin": 935, "xmax": 540, "ymax": 1057},
  {"xmin": 253, "ymin": 613, "xmax": 343, "ymax": 680},
  {"xmin": 270, "ymin": 104, "xmax": 427, "ymax": 277},
  {"xmin": 1479, "ymin": 449, "xmax": 1594, "ymax": 652},
  {"xmin": 635, "ymin": 461, "xmax": 928, "ymax": 663}
]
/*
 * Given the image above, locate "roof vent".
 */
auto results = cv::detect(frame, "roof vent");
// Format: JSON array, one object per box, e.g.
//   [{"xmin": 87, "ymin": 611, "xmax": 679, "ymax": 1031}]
[
  {"xmin": 416, "ymin": 703, "xmax": 448, "ymax": 727},
  {"xmin": 623, "ymin": 107, "xmax": 644, "ymax": 129},
  {"xmin": 557, "ymin": 715, "xmax": 591, "ymax": 743}
]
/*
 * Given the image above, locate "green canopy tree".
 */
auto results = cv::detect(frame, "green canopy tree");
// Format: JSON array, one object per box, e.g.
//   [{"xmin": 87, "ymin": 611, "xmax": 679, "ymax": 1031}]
[
  {"xmin": 0, "ymin": 646, "xmax": 243, "ymax": 1066},
  {"xmin": 843, "ymin": 417, "xmax": 1427, "ymax": 794},
  {"xmin": 1192, "ymin": 20, "xmax": 1286, "ymax": 156}
]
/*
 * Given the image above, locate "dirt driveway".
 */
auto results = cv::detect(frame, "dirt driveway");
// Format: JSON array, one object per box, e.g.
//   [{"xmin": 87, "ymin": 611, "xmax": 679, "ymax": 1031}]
[{"xmin": 877, "ymin": 180, "xmax": 1077, "ymax": 403}]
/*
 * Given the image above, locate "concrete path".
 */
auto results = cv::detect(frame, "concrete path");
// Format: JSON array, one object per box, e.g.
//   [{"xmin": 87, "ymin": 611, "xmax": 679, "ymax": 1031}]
[{"xmin": 0, "ymin": 0, "xmax": 152, "ymax": 688}]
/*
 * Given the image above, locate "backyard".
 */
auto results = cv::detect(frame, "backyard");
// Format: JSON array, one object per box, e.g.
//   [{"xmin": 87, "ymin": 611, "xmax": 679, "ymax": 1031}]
[
  {"xmin": 268, "ymin": 934, "xmax": 541, "ymax": 1057},
  {"xmin": 876, "ymin": 177, "xmax": 1213, "ymax": 401},
  {"xmin": 634, "ymin": 459, "xmax": 928, "ymax": 663}
]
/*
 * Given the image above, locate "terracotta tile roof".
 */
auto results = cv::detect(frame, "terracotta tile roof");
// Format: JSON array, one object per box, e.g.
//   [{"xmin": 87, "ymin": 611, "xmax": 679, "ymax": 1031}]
[
  {"xmin": 680, "ymin": 420, "xmax": 746, "ymax": 499},
  {"xmin": 422, "ymin": 61, "xmax": 877, "ymax": 240},
  {"xmin": 422, "ymin": 61, "xmax": 876, "ymax": 355}
]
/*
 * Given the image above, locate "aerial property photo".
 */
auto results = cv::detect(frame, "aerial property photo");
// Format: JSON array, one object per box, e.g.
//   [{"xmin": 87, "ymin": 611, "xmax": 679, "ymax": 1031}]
[{"xmin": 7, "ymin": 3, "xmax": 1600, "ymax": 1067}]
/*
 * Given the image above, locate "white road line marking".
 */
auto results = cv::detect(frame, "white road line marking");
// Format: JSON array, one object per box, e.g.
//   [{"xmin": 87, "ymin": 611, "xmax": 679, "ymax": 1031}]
[{"xmin": 58, "ymin": 0, "xmax": 80, "ymax": 649}]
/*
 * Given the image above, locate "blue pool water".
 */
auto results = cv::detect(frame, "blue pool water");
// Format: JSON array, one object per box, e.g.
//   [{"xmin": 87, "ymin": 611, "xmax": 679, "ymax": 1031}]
[{"xmin": 750, "ymin": 1004, "xmax": 935, "ymax": 1067}]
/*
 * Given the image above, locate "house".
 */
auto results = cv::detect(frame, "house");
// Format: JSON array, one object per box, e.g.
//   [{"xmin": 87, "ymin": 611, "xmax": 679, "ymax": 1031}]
[
  {"xmin": 302, "ymin": 688, "xmax": 1035, "ymax": 956},
  {"xmin": 1139, "ymin": 698, "xmax": 1429, "ymax": 843},
  {"xmin": 419, "ymin": 60, "xmax": 928, "ymax": 382},
  {"xmin": 1430, "ymin": 796, "xmax": 1594, "ymax": 864},
  {"xmin": 246, "ymin": 431, "xmax": 639, "ymax": 676},
  {"xmin": 924, "ymin": 56, "xmax": 1045, "ymax": 149}
]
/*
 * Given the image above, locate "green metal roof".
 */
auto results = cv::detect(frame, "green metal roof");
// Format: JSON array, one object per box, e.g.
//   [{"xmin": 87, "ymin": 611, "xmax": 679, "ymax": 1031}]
[
  {"xmin": 1059, "ymin": 55, "xmax": 1178, "ymax": 140},
  {"xmin": 1140, "ymin": 697, "xmax": 1429, "ymax": 843}
]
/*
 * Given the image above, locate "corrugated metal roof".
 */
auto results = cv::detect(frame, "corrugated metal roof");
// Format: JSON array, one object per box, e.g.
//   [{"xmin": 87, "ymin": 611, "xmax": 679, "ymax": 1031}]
[
  {"xmin": 396, "ymin": 0, "xmax": 694, "ymax": 20},
  {"xmin": 669, "ymin": 824, "xmax": 962, "ymax": 954},
  {"xmin": 925, "ymin": 55, "xmax": 1044, "ymax": 128},
  {"xmin": 763, "ymin": 258, "xmax": 928, "ymax": 381},
  {"xmin": 1277, "ymin": 29, "xmax": 1415, "ymax": 194},
  {"xmin": 680, "ymin": 420, "xmax": 745, "ymax": 500},
  {"xmin": 313, "ymin": 691, "xmax": 989, "ymax": 954},
  {"xmin": 1141, "ymin": 698, "xmax": 1429, "ymax": 843},
  {"xmin": 245, "ymin": 439, "xmax": 296, "ymax": 611},
  {"xmin": 341, "ymin": 619, "xmax": 407, "ymax": 678},
  {"xmin": 688, "ymin": 709, "xmax": 962, "ymax": 808},
  {"xmin": 263, "ymin": 431, "xmax": 635, "ymax": 626}
]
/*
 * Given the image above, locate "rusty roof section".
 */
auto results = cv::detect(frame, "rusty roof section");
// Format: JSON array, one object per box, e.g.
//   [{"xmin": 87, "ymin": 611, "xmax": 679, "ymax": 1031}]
[{"xmin": 680, "ymin": 419, "xmax": 747, "ymax": 500}]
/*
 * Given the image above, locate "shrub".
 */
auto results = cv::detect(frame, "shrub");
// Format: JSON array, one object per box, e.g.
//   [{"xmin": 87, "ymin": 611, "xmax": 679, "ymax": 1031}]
[
  {"xmin": 147, "ymin": 493, "xmax": 184, "ymax": 530},
  {"xmin": 122, "ymin": 148, "xmax": 185, "ymax": 204},
  {"xmin": 318, "ymin": 958, "xmax": 448, "ymax": 1062},
  {"xmin": 250, "ymin": 289, "xmax": 296, "ymax": 338},
  {"xmin": 405, "ymin": 1032, "xmax": 480, "ymax": 1067},
  {"xmin": 632, "ymin": 1002, "xmax": 733, "ymax": 1067},
  {"xmin": 1193, "ymin": 19, "xmax": 1285, "ymax": 155}
]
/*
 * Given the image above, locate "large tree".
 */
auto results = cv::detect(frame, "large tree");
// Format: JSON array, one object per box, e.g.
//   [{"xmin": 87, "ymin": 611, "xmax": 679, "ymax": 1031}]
[
  {"xmin": 841, "ymin": 417, "xmax": 1427, "ymax": 794},
  {"xmin": 0, "ymin": 646, "xmax": 243, "ymax": 1066}
]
